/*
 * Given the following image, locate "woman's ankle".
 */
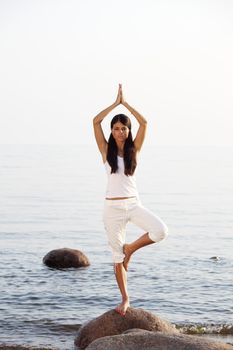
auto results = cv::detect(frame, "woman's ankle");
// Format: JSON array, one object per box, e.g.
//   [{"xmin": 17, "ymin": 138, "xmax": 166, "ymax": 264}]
[{"xmin": 122, "ymin": 295, "xmax": 129, "ymax": 302}]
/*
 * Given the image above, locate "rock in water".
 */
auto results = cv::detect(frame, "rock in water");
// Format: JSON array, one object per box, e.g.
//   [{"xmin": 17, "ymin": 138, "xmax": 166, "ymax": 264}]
[
  {"xmin": 85, "ymin": 330, "xmax": 233, "ymax": 350},
  {"xmin": 210, "ymin": 256, "xmax": 220, "ymax": 261},
  {"xmin": 74, "ymin": 307, "xmax": 178, "ymax": 350},
  {"xmin": 43, "ymin": 248, "xmax": 90, "ymax": 268}
]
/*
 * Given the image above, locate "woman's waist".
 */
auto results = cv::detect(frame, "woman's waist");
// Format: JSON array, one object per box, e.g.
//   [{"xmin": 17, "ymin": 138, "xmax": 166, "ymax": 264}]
[{"xmin": 105, "ymin": 180, "xmax": 138, "ymax": 198}]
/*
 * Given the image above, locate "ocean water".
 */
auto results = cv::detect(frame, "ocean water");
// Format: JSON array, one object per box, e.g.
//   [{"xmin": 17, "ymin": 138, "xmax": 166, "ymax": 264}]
[{"xmin": 0, "ymin": 144, "xmax": 232, "ymax": 349}]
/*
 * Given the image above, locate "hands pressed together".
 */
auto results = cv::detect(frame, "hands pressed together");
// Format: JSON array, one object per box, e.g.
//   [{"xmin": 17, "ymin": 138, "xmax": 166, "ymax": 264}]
[{"xmin": 114, "ymin": 84, "xmax": 126, "ymax": 106}]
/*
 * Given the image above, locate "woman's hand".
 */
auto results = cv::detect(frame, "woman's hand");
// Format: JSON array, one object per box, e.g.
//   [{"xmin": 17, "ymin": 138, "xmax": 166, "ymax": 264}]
[
  {"xmin": 119, "ymin": 84, "xmax": 126, "ymax": 105},
  {"xmin": 114, "ymin": 84, "xmax": 122, "ymax": 106}
]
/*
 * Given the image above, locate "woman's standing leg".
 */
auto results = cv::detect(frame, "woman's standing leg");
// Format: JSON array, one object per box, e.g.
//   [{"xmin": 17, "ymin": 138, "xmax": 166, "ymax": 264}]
[
  {"xmin": 103, "ymin": 201, "xmax": 130, "ymax": 315},
  {"xmin": 114, "ymin": 263, "xmax": 130, "ymax": 315}
]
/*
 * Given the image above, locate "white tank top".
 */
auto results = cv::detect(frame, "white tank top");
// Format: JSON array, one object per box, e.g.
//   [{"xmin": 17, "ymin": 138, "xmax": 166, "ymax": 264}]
[{"xmin": 104, "ymin": 156, "xmax": 139, "ymax": 198}]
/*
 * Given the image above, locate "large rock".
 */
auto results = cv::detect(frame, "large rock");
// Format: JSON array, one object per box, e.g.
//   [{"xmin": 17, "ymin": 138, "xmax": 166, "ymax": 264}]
[
  {"xmin": 86, "ymin": 329, "xmax": 233, "ymax": 350},
  {"xmin": 75, "ymin": 307, "xmax": 177, "ymax": 349},
  {"xmin": 43, "ymin": 248, "xmax": 90, "ymax": 268}
]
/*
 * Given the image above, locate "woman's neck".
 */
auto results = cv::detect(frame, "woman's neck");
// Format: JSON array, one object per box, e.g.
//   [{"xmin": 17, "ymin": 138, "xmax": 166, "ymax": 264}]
[
  {"xmin": 116, "ymin": 140, "xmax": 125, "ymax": 152},
  {"xmin": 117, "ymin": 145, "xmax": 124, "ymax": 157}
]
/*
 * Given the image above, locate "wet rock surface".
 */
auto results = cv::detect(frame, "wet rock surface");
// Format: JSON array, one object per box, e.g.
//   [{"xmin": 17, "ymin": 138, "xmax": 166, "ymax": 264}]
[
  {"xmin": 75, "ymin": 307, "xmax": 177, "ymax": 349},
  {"xmin": 85, "ymin": 329, "xmax": 233, "ymax": 350}
]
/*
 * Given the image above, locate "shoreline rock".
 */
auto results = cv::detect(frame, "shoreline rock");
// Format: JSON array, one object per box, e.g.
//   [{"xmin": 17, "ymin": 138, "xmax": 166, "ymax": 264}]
[
  {"xmin": 75, "ymin": 307, "xmax": 178, "ymax": 349},
  {"xmin": 85, "ymin": 329, "xmax": 233, "ymax": 350},
  {"xmin": 75, "ymin": 308, "xmax": 233, "ymax": 350}
]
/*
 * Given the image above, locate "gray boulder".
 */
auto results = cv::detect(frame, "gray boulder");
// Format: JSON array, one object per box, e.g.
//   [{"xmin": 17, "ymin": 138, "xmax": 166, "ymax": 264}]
[
  {"xmin": 43, "ymin": 248, "xmax": 90, "ymax": 268},
  {"xmin": 86, "ymin": 329, "xmax": 233, "ymax": 350},
  {"xmin": 75, "ymin": 307, "xmax": 177, "ymax": 349}
]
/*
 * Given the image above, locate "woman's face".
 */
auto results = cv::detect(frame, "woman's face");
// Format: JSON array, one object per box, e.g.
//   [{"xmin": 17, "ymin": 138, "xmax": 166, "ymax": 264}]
[{"xmin": 111, "ymin": 121, "xmax": 130, "ymax": 143}]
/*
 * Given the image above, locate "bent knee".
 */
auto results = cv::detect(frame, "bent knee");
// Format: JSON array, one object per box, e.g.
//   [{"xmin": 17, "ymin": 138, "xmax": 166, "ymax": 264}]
[
  {"xmin": 148, "ymin": 223, "xmax": 168, "ymax": 242},
  {"xmin": 162, "ymin": 223, "xmax": 169, "ymax": 239}
]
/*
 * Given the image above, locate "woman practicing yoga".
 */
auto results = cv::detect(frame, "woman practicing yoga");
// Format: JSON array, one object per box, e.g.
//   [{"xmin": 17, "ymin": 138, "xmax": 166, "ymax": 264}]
[{"xmin": 93, "ymin": 84, "xmax": 168, "ymax": 316}]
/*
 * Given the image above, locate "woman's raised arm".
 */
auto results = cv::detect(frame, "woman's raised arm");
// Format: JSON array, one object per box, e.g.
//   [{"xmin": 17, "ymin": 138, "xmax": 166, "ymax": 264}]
[
  {"xmin": 93, "ymin": 84, "xmax": 121, "ymax": 160},
  {"xmin": 120, "ymin": 87, "xmax": 147, "ymax": 152}
]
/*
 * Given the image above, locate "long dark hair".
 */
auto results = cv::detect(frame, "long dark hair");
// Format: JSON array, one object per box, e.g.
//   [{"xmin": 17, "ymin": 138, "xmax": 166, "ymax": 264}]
[{"xmin": 107, "ymin": 114, "xmax": 137, "ymax": 176}]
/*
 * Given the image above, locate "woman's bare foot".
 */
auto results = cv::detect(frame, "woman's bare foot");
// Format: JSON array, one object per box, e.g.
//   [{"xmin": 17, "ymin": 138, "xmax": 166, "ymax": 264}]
[
  {"xmin": 115, "ymin": 298, "xmax": 130, "ymax": 316},
  {"xmin": 123, "ymin": 244, "xmax": 133, "ymax": 271}
]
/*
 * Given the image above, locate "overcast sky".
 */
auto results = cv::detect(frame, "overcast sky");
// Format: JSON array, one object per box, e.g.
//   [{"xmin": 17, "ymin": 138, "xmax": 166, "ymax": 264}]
[{"xmin": 0, "ymin": 0, "xmax": 233, "ymax": 146}]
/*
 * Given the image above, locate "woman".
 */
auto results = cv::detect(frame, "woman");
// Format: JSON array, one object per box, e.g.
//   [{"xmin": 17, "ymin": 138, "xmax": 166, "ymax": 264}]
[{"xmin": 93, "ymin": 84, "xmax": 168, "ymax": 316}]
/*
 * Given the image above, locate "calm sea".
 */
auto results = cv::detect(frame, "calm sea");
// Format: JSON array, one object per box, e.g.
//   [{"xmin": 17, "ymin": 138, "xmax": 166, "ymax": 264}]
[{"xmin": 0, "ymin": 144, "xmax": 232, "ymax": 349}]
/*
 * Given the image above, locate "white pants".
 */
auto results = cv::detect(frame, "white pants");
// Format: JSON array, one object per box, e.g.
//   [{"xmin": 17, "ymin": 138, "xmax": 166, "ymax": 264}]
[{"xmin": 103, "ymin": 197, "xmax": 168, "ymax": 263}]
